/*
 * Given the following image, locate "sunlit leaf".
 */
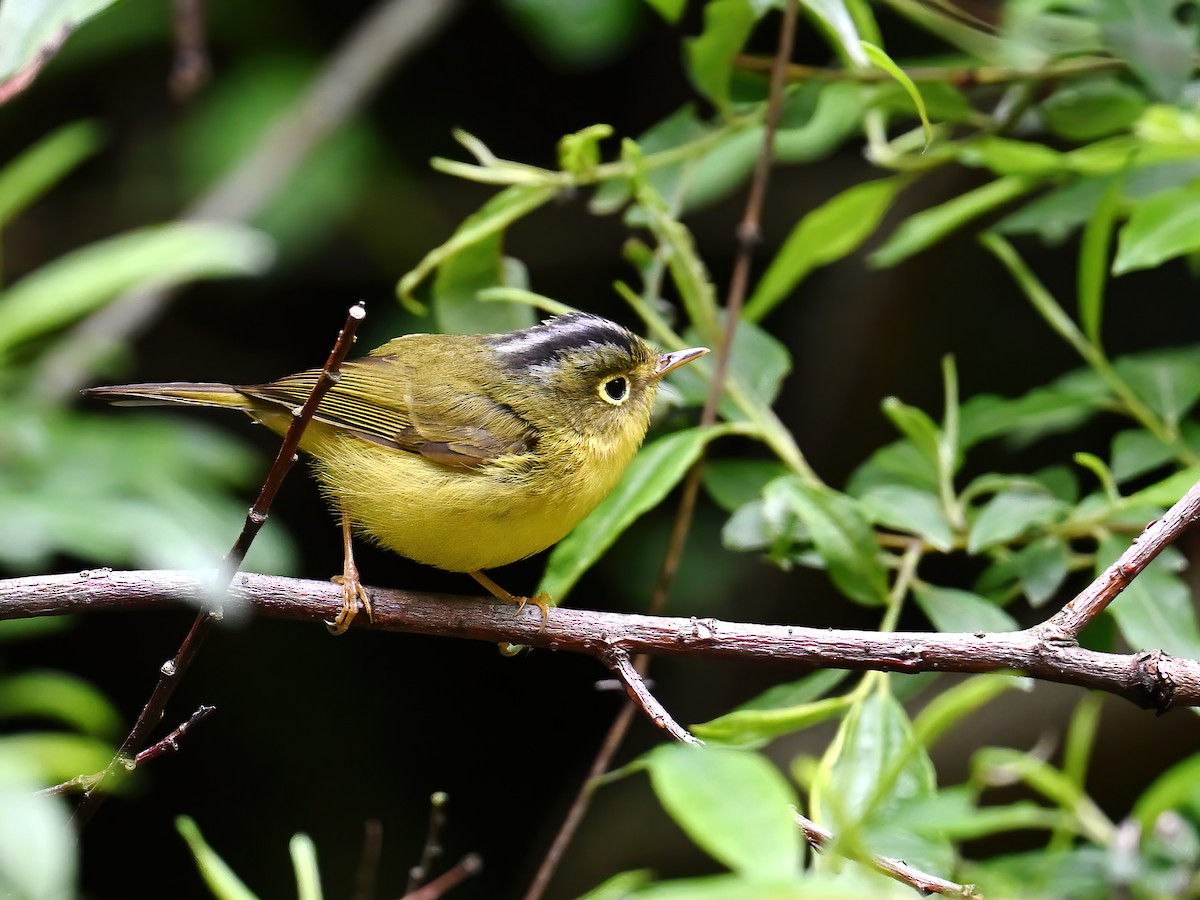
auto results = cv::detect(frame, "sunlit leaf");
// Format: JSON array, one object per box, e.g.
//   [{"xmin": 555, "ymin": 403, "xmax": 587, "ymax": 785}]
[
  {"xmin": 0, "ymin": 0, "xmax": 118, "ymax": 102},
  {"xmin": 913, "ymin": 584, "xmax": 1019, "ymax": 633},
  {"xmin": 684, "ymin": 0, "xmax": 757, "ymax": 114},
  {"xmin": 856, "ymin": 484, "xmax": 954, "ymax": 552},
  {"xmin": 967, "ymin": 491, "xmax": 1066, "ymax": 554},
  {"xmin": 176, "ymin": 816, "xmax": 259, "ymax": 900},
  {"xmin": 1114, "ymin": 182, "xmax": 1200, "ymax": 274},
  {"xmin": 0, "ymin": 120, "xmax": 102, "ymax": 228},
  {"xmin": 0, "ymin": 671, "xmax": 121, "ymax": 737},
  {"xmin": 432, "ymin": 231, "xmax": 535, "ymax": 334}
]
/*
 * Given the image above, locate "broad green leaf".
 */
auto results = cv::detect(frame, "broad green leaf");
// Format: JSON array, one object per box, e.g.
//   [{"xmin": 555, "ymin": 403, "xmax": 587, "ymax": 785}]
[
  {"xmin": 913, "ymin": 674, "xmax": 1029, "ymax": 748},
  {"xmin": 692, "ymin": 696, "xmax": 848, "ymax": 747},
  {"xmin": 726, "ymin": 669, "xmax": 850, "ymax": 713},
  {"xmin": 1077, "ymin": 177, "xmax": 1121, "ymax": 344},
  {"xmin": 289, "ymin": 833, "xmax": 322, "ymax": 900},
  {"xmin": 702, "ymin": 459, "xmax": 790, "ymax": 512},
  {"xmin": 1096, "ymin": 535, "xmax": 1200, "ymax": 659},
  {"xmin": 1100, "ymin": 0, "xmax": 1197, "ymax": 101},
  {"xmin": 579, "ymin": 870, "xmax": 654, "ymax": 900},
  {"xmin": 1042, "ymin": 77, "xmax": 1147, "ymax": 141},
  {"xmin": 1114, "ymin": 182, "xmax": 1200, "ymax": 274},
  {"xmin": 1133, "ymin": 752, "xmax": 1200, "ymax": 830},
  {"xmin": 1113, "ymin": 346, "xmax": 1200, "ymax": 428},
  {"xmin": 880, "ymin": 397, "xmax": 940, "ymax": 464},
  {"xmin": 894, "ymin": 788, "xmax": 1068, "ymax": 841},
  {"xmin": 861, "ymin": 42, "xmax": 931, "ymax": 147},
  {"xmin": 958, "ymin": 385, "xmax": 1108, "ymax": 449},
  {"xmin": 432, "ymin": 230, "xmax": 535, "ymax": 334},
  {"xmin": 745, "ymin": 177, "xmax": 905, "ymax": 322},
  {"xmin": 1124, "ymin": 464, "xmax": 1200, "ymax": 507},
  {"xmin": 1111, "ymin": 429, "xmax": 1176, "ymax": 482},
  {"xmin": 397, "ymin": 184, "xmax": 556, "ymax": 311},
  {"xmin": 504, "ymin": 0, "xmax": 641, "ymax": 68},
  {"xmin": 976, "ymin": 536, "xmax": 1070, "ymax": 608},
  {"xmin": 638, "ymin": 193, "xmax": 721, "ymax": 339},
  {"xmin": 0, "ymin": 223, "xmax": 274, "ymax": 359},
  {"xmin": 643, "ymin": 745, "xmax": 800, "ymax": 881},
  {"xmin": 0, "ymin": 671, "xmax": 120, "ymax": 737},
  {"xmin": 684, "ymin": 0, "xmax": 757, "ymax": 114},
  {"xmin": 773, "ymin": 81, "xmax": 865, "ymax": 163},
  {"xmin": 856, "ymin": 484, "xmax": 954, "ymax": 552},
  {"xmin": 767, "ymin": 477, "xmax": 889, "ymax": 605},
  {"xmin": 643, "ymin": 0, "xmax": 686, "ymax": 22},
  {"xmin": 176, "ymin": 816, "xmax": 259, "ymax": 900},
  {"xmin": 539, "ymin": 426, "xmax": 731, "ymax": 599},
  {"xmin": 811, "ymin": 690, "xmax": 947, "ymax": 872},
  {"xmin": 957, "ymin": 137, "xmax": 1066, "ymax": 177},
  {"xmin": 671, "ymin": 318, "xmax": 792, "ymax": 418},
  {"xmin": 966, "ymin": 491, "xmax": 1066, "ymax": 553},
  {"xmin": 846, "ymin": 440, "xmax": 939, "ymax": 495},
  {"xmin": 963, "ymin": 848, "xmax": 1109, "ymax": 900},
  {"xmin": 871, "ymin": 176, "xmax": 1037, "ymax": 268},
  {"xmin": 0, "ymin": 120, "xmax": 102, "ymax": 228},
  {"xmin": 800, "ymin": 0, "xmax": 869, "ymax": 66},
  {"xmin": 0, "ymin": 0, "xmax": 118, "ymax": 98},
  {"xmin": 913, "ymin": 584, "xmax": 1019, "ymax": 633},
  {"xmin": 0, "ymin": 733, "xmax": 114, "ymax": 786}
]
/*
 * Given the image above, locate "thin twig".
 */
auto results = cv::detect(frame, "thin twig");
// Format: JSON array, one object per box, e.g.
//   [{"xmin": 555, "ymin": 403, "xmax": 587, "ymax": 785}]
[
  {"xmin": 520, "ymin": 6, "xmax": 801, "ymax": 899},
  {"xmin": 794, "ymin": 811, "xmax": 982, "ymax": 898},
  {"xmin": 402, "ymin": 853, "xmax": 483, "ymax": 900},
  {"xmin": 35, "ymin": 0, "xmax": 462, "ymax": 403},
  {"xmin": 8, "ymin": 568, "xmax": 1199, "ymax": 710},
  {"xmin": 407, "ymin": 792, "xmax": 449, "ymax": 894},
  {"xmin": 38, "ymin": 705, "xmax": 216, "ymax": 796},
  {"xmin": 352, "ymin": 819, "xmax": 384, "ymax": 900},
  {"xmin": 602, "ymin": 648, "xmax": 701, "ymax": 745},
  {"xmin": 71, "ymin": 304, "xmax": 365, "ymax": 828},
  {"xmin": 170, "ymin": 0, "xmax": 211, "ymax": 100}
]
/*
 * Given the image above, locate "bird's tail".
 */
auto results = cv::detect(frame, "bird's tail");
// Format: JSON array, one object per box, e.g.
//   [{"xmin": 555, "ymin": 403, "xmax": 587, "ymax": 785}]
[{"xmin": 83, "ymin": 382, "xmax": 253, "ymax": 410}]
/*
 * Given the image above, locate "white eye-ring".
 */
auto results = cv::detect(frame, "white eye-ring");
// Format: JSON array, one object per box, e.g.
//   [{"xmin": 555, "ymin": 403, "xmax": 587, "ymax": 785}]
[{"xmin": 599, "ymin": 375, "xmax": 629, "ymax": 405}]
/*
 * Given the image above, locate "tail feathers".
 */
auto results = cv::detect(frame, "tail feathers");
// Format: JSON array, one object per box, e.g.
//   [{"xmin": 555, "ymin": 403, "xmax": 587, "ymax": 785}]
[{"xmin": 83, "ymin": 382, "xmax": 252, "ymax": 410}]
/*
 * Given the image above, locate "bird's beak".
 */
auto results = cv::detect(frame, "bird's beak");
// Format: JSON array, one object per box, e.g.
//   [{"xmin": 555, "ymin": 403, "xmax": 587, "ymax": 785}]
[{"xmin": 654, "ymin": 346, "xmax": 710, "ymax": 379}]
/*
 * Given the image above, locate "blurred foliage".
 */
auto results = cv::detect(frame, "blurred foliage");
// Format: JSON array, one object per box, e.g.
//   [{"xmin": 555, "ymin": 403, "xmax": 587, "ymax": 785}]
[{"xmin": 5, "ymin": 0, "xmax": 1200, "ymax": 897}]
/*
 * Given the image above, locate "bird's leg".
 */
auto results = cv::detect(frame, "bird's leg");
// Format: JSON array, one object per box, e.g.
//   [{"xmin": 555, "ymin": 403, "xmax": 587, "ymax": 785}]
[
  {"xmin": 328, "ymin": 509, "xmax": 371, "ymax": 635},
  {"xmin": 469, "ymin": 570, "xmax": 551, "ymax": 625}
]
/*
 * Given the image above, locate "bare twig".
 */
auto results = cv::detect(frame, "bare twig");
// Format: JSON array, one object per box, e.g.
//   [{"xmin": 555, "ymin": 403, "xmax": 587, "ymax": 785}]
[
  {"xmin": 794, "ymin": 811, "xmax": 982, "ymax": 898},
  {"xmin": 71, "ymin": 304, "xmax": 365, "ymax": 827},
  {"xmin": 602, "ymin": 648, "xmax": 701, "ymax": 745},
  {"xmin": 38, "ymin": 705, "xmax": 215, "ymax": 796},
  {"xmin": 352, "ymin": 819, "xmax": 383, "ymax": 900},
  {"xmin": 402, "ymin": 853, "xmax": 483, "ymax": 900},
  {"xmin": 521, "ymin": 6, "xmax": 801, "ymax": 898},
  {"xmin": 6, "ymin": 568, "xmax": 1197, "ymax": 710},
  {"xmin": 407, "ymin": 792, "xmax": 449, "ymax": 894},
  {"xmin": 36, "ymin": 0, "xmax": 462, "ymax": 402},
  {"xmin": 170, "ymin": 0, "xmax": 210, "ymax": 100}
]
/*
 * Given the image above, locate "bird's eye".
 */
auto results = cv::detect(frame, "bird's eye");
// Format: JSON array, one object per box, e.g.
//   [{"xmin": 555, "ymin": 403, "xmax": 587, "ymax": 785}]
[{"xmin": 600, "ymin": 376, "xmax": 629, "ymax": 405}]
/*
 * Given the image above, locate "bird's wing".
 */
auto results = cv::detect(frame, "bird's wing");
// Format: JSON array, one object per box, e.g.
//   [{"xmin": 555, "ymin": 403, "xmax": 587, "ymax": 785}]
[{"xmin": 240, "ymin": 358, "xmax": 537, "ymax": 470}]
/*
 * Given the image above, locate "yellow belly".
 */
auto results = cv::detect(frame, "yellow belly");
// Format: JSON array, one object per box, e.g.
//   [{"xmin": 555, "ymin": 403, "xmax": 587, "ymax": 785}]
[{"xmin": 298, "ymin": 428, "xmax": 621, "ymax": 573}]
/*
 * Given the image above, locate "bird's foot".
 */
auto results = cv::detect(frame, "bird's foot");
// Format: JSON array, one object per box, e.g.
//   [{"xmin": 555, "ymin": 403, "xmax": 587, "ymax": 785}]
[{"xmin": 328, "ymin": 568, "xmax": 371, "ymax": 635}]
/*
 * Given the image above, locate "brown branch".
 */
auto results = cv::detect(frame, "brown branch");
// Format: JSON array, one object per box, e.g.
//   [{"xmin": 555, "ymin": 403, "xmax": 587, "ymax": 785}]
[
  {"xmin": 1048, "ymin": 479, "xmax": 1200, "ymax": 636},
  {"xmin": 521, "ymin": 6, "xmax": 802, "ymax": 899},
  {"xmin": 38, "ymin": 705, "xmax": 215, "ymax": 796},
  {"xmin": 170, "ymin": 0, "xmax": 210, "ymax": 100},
  {"xmin": 602, "ymin": 648, "xmax": 700, "ymax": 745},
  {"xmin": 407, "ymin": 792, "xmax": 449, "ymax": 894},
  {"xmin": 352, "ymin": 819, "xmax": 384, "ymax": 900},
  {"xmin": 35, "ymin": 0, "xmax": 463, "ymax": 403},
  {"xmin": 794, "ymin": 811, "xmax": 981, "ymax": 898},
  {"xmin": 5, "ymin": 569, "xmax": 1197, "ymax": 710},
  {"xmin": 402, "ymin": 853, "xmax": 483, "ymax": 900},
  {"xmin": 71, "ymin": 303, "xmax": 364, "ymax": 827}
]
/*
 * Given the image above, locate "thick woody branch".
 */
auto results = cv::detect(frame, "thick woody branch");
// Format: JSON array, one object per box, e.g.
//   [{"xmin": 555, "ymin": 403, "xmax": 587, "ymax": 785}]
[{"xmin": 5, "ymin": 569, "xmax": 1198, "ymax": 712}]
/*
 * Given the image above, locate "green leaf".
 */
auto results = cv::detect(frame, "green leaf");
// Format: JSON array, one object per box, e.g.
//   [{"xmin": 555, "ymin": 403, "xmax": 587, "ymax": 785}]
[
  {"xmin": 0, "ymin": 223, "xmax": 275, "ymax": 359},
  {"xmin": 504, "ymin": 0, "xmax": 641, "ymax": 68},
  {"xmin": 976, "ymin": 536, "xmax": 1070, "ymax": 608},
  {"xmin": 643, "ymin": 0, "xmax": 686, "ymax": 23},
  {"xmin": 880, "ymin": 397, "xmax": 940, "ymax": 464},
  {"xmin": 1133, "ymin": 752, "xmax": 1200, "ymax": 830},
  {"xmin": 871, "ymin": 176, "xmax": 1037, "ymax": 268},
  {"xmin": 744, "ymin": 177, "xmax": 906, "ymax": 322},
  {"xmin": 397, "ymin": 184, "xmax": 556, "ymax": 312},
  {"xmin": 0, "ymin": 671, "xmax": 121, "ymax": 737},
  {"xmin": 1100, "ymin": 0, "xmax": 1197, "ymax": 102},
  {"xmin": 643, "ymin": 745, "xmax": 800, "ymax": 880},
  {"xmin": 1124, "ymin": 463, "xmax": 1200, "ymax": 507},
  {"xmin": 1114, "ymin": 182, "xmax": 1200, "ymax": 274},
  {"xmin": 0, "ymin": 781, "xmax": 76, "ymax": 900},
  {"xmin": 539, "ymin": 426, "xmax": 731, "ymax": 600},
  {"xmin": 957, "ymin": 137, "xmax": 1067, "ymax": 177},
  {"xmin": 579, "ymin": 870, "xmax": 654, "ymax": 900},
  {"xmin": 766, "ymin": 478, "xmax": 889, "ymax": 605},
  {"xmin": 913, "ymin": 583, "xmax": 1019, "ymax": 633},
  {"xmin": 773, "ymin": 81, "xmax": 866, "ymax": 163},
  {"xmin": 432, "ymin": 230, "xmax": 535, "ymax": 334},
  {"xmin": 1077, "ymin": 176, "xmax": 1121, "ymax": 345},
  {"xmin": 0, "ymin": 120, "xmax": 102, "ymax": 228},
  {"xmin": 845, "ymin": 439, "xmax": 939, "ymax": 495},
  {"xmin": 860, "ymin": 42, "xmax": 930, "ymax": 147},
  {"xmin": 289, "ymin": 833, "xmax": 322, "ymax": 900},
  {"xmin": 702, "ymin": 459, "xmax": 790, "ymax": 512},
  {"xmin": 0, "ymin": 733, "xmax": 115, "ymax": 786},
  {"xmin": 958, "ymin": 386, "xmax": 1107, "ymax": 449},
  {"xmin": 1042, "ymin": 77, "xmax": 1147, "ymax": 141},
  {"xmin": 0, "ymin": 0, "xmax": 118, "ymax": 98},
  {"xmin": 912, "ymin": 674, "xmax": 1029, "ymax": 748},
  {"xmin": 1116, "ymin": 347, "xmax": 1200, "ymax": 428},
  {"xmin": 684, "ymin": 0, "xmax": 757, "ymax": 114},
  {"xmin": 800, "ymin": 0, "xmax": 869, "ymax": 66},
  {"xmin": 856, "ymin": 485, "xmax": 954, "ymax": 552},
  {"xmin": 1095, "ymin": 534, "xmax": 1200, "ymax": 659},
  {"xmin": 1111, "ymin": 429, "xmax": 1176, "ymax": 482},
  {"xmin": 966, "ymin": 491, "xmax": 1066, "ymax": 553},
  {"xmin": 176, "ymin": 816, "xmax": 259, "ymax": 900},
  {"xmin": 671, "ymin": 318, "xmax": 792, "ymax": 418},
  {"xmin": 692, "ymin": 696, "xmax": 848, "ymax": 747}
]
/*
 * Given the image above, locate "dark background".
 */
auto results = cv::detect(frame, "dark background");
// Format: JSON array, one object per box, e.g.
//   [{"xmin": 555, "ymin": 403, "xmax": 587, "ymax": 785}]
[{"xmin": 4, "ymin": 0, "xmax": 1200, "ymax": 897}]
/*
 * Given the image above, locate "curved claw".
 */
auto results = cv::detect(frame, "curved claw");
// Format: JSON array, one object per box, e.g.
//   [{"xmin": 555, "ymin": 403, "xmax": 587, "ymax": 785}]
[{"xmin": 328, "ymin": 573, "xmax": 372, "ymax": 635}]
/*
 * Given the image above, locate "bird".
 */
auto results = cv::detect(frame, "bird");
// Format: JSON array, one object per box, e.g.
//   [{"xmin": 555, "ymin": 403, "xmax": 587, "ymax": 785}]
[{"xmin": 86, "ymin": 313, "xmax": 709, "ymax": 633}]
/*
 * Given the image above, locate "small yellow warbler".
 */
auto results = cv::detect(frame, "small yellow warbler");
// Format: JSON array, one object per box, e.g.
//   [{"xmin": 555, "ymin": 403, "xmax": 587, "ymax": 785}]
[{"xmin": 87, "ymin": 313, "xmax": 708, "ymax": 632}]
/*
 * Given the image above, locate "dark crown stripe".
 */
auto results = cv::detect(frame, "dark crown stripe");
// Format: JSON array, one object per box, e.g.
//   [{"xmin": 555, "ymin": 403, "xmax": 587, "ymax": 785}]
[{"xmin": 488, "ymin": 314, "xmax": 637, "ymax": 370}]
